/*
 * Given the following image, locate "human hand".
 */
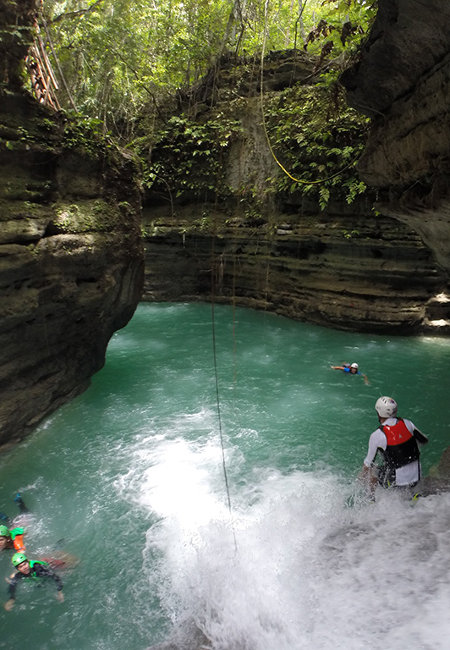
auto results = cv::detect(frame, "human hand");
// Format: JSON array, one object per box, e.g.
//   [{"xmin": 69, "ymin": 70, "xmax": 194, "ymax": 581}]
[
  {"xmin": 56, "ymin": 591, "xmax": 64, "ymax": 603},
  {"xmin": 357, "ymin": 465, "xmax": 376, "ymax": 485},
  {"xmin": 4, "ymin": 599, "xmax": 15, "ymax": 611}
]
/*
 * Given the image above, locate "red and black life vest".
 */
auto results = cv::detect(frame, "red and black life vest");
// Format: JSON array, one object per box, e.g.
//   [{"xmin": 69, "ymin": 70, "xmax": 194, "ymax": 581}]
[{"xmin": 380, "ymin": 418, "xmax": 420, "ymax": 470}]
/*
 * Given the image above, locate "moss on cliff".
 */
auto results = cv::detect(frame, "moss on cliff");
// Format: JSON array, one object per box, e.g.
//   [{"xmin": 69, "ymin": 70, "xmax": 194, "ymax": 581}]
[
  {"xmin": 0, "ymin": 87, "xmax": 144, "ymax": 447},
  {"xmin": 140, "ymin": 53, "xmax": 370, "ymax": 221},
  {"xmin": 53, "ymin": 200, "xmax": 121, "ymax": 233}
]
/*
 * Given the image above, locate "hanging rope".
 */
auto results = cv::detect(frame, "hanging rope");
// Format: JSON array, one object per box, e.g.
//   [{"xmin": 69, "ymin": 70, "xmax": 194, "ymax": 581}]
[
  {"xmin": 259, "ymin": 3, "xmax": 358, "ymax": 186},
  {"xmin": 210, "ymin": 237, "xmax": 238, "ymax": 552},
  {"xmin": 211, "ymin": 301, "xmax": 233, "ymax": 516}
]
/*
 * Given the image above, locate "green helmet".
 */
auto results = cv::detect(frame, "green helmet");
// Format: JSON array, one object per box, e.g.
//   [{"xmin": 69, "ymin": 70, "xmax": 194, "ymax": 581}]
[
  {"xmin": 0, "ymin": 524, "xmax": 10, "ymax": 537},
  {"xmin": 12, "ymin": 552, "xmax": 27, "ymax": 567}
]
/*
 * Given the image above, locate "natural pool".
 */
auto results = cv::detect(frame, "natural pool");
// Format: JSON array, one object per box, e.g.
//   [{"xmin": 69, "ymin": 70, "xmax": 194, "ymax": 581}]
[{"xmin": 1, "ymin": 303, "xmax": 449, "ymax": 650}]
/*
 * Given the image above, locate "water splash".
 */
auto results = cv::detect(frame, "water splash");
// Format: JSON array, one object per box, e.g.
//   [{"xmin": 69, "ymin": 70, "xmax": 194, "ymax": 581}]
[{"xmin": 129, "ymin": 426, "xmax": 450, "ymax": 650}]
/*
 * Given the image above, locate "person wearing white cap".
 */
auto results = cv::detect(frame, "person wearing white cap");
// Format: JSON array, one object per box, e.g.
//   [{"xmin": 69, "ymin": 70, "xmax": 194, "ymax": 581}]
[
  {"xmin": 359, "ymin": 396, "xmax": 428, "ymax": 497},
  {"xmin": 330, "ymin": 361, "xmax": 369, "ymax": 385}
]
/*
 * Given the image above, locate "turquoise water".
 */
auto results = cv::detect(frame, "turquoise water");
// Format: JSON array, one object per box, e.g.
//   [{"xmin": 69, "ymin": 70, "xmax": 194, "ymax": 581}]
[{"xmin": 0, "ymin": 303, "xmax": 449, "ymax": 650}]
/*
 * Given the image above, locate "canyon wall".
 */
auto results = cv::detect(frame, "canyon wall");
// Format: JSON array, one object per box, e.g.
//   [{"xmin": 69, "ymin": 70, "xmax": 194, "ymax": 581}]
[
  {"xmin": 0, "ymin": 0, "xmax": 144, "ymax": 448},
  {"xmin": 1, "ymin": 0, "xmax": 449, "ymax": 448},
  {"xmin": 341, "ymin": 0, "xmax": 450, "ymax": 278},
  {"xmin": 143, "ymin": 202, "xmax": 445, "ymax": 334},
  {"xmin": 142, "ymin": 29, "xmax": 449, "ymax": 334}
]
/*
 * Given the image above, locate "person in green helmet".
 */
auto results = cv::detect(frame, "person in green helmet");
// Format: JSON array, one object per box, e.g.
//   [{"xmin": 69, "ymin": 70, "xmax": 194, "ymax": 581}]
[
  {"xmin": 0, "ymin": 524, "xmax": 26, "ymax": 554},
  {"xmin": 4, "ymin": 552, "xmax": 64, "ymax": 611}
]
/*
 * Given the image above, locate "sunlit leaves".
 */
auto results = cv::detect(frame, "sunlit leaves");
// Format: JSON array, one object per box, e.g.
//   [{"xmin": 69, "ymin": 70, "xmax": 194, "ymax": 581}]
[
  {"xmin": 140, "ymin": 111, "xmax": 242, "ymax": 197},
  {"xmin": 42, "ymin": 0, "xmax": 377, "ymax": 136}
]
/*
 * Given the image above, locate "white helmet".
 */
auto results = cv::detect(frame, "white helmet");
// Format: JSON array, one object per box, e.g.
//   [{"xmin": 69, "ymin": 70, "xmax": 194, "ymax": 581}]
[
  {"xmin": 350, "ymin": 362, "xmax": 358, "ymax": 369},
  {"xmin": 375, "ymin": 396, "xmax": 398, "ymax": 418}
]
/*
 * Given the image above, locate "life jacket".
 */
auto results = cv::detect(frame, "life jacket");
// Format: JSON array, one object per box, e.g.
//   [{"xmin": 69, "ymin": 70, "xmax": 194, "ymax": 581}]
[
  {"xmin": 25, "ymin": 560, "xmax": 49, "ymax": 581},
  {"xmin": 380, "ymin": 418, "xmax": 420, "ymax": 470},
  {"xmin": 10, "ymin": 527, "xmax": 26, "ymax": 553}
]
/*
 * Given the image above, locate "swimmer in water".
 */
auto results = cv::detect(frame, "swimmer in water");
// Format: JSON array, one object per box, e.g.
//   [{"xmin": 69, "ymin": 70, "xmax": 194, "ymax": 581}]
[
  {"xmin": 4, "ymin": 552, "xmax": 64, "ymax": 611},
  {"xmin": 331, "ymin": 362, "xmax": 369, "ymax": 385},
  {"xmin": 0, "ymin": 524, "xmax": 26, "ymax": 554},
  {"xmin": 0, "ymin": 494, "xmax": 29, "ymax": 554},
  {"xmin": 1, "ymin": 494, "xmax": 78, "ymax": 570}
]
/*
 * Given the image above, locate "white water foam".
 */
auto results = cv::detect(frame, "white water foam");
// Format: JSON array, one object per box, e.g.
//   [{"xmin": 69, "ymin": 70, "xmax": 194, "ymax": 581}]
[{"xmin": 124, "ymin": 419, "xmax": 450, "ymax": 650}]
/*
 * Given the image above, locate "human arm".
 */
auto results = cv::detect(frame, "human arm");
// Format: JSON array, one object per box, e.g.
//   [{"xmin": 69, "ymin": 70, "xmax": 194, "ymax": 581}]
[
  {"xmin": 363, "ymin": 429, "xmax": 385, "ymax": 467},
  {"xmin": 330, "ymin": 365, "xmax": 345, "ymax": 371},
  {"xmin": 357, "ymin": 464, "xmax": 378, "ymax": 496},
  {"xmin": 5, "ymin": 572, "xmax": 21, "ymax": 607},
  {"xmin": 413, "ymin": 427, "xmax": 428, "ymax": 445},
  {"xmin": 362, "ymin": 373, "xmax": 369, "ymax": 385},
  {"xmin": 35, "ymin": 563, "xmax": 64, "ymax": 594},
  {"xmin": 404, "ymin": 419, "xmax": 428, "ymax": 445},
  {"xmin": 357, "ymin": 429, "xmax": 386, "ymax": 494}
]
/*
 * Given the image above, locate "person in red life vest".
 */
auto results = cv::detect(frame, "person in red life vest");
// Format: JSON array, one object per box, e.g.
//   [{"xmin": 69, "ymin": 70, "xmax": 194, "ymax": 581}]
[
  {"xmin": 358, "ymin": 396, "xmax": 428, "ymax": 497},
  {"xmin": 4, "ymin": 552, "xmax": 64, "ymax": 611}
]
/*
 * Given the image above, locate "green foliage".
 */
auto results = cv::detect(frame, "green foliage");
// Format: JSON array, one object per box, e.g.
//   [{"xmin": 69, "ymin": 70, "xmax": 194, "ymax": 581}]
[
  {"xmin": 41, "ymin": 0, "xmax": 377, "ymax": 137},
  {"xmin": 62, "ymin": 113, "xmax": 111, "ymax": 155},
  {"xmin": 303, "ymin": 0, "xmax": 377, "ymax": 55},
  {"xmin": 263, "ymin": 82, "xmax": 370, "ymax": 207},
  {"xmin": 135, "ymin": 77, "xmax": 370, "ymax": 210},
  {"xmin": 342, "ymin": 228, "xmax": 361, "ymax": 239},
  {"xmin": 54, "ymin": 199, "xmax": 118, "ymax": 232},
  {"xmin": 43, "ymin": 0, "xmax": 236, "ymax": 133},
  {"xmin": 140, "ymin": 111, "xmax": 242, "ymax": 198},
  {"xmin": 30, "ymin": 0, "xmax": 377, "ymax": 212}
]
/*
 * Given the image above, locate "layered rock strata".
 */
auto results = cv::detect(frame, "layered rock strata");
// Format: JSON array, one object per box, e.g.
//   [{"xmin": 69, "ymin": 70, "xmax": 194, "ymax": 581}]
[
  {"xmin": 142, "ymin": 3, "xmax": 450, "ymax": 335},
  {"xmin": 0, "ymin": 0, "xmax": 144, "ymax": 448},
  {"xmin": 143, "ymin": 202, "xmax": 446, "ymax": 334},
  {"xmin": 0, "ymin": 92, "xmax": 144, "ymax": 448}
]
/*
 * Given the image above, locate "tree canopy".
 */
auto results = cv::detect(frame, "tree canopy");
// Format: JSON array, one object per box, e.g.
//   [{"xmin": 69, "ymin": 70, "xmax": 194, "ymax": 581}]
[{"xmin": 39, "ymin": 0, "xmax": 376, "ymax": 137}]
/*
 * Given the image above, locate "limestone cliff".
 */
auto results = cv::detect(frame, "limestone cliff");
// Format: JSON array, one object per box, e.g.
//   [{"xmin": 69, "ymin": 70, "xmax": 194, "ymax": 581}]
[
  {"xmin": 142, "ymin": 45, "xmax": 449, "ymax": 334},
  {"xmin": 0, "ymin": 1, "xmax": 144, "ymax": 448},
  {"xmin": 143, "ymin": 202, "xmax": 444, "ymax": 334},
  {"xmin": 341, "ymin": 0, "xmax": 450, "ymax": 291}
]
